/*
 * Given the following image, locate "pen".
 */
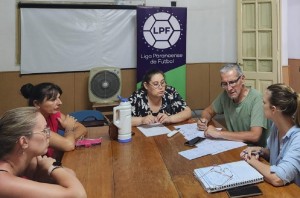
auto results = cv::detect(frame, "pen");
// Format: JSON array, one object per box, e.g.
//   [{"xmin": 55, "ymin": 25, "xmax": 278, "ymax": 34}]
[
  {"xmin": 198, "ymin": 118, "xmax": 207, "ymax": 123},
  {"xmin": 242, "ymin": 150, "xmax": 263, "ymax": 156},
  {"xmin": 199, "ymin": 118, "xmax": 206, "ymax": 124},
  {"xmin": 197, "ymin": 118, "xmax": 208, "ymax": 131}
]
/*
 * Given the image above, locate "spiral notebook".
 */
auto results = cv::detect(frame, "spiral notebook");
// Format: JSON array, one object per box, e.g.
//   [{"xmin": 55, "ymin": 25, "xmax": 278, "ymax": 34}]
[{"xmin": 194, "ymin": 160, "xmax": 263, "ymax": 193}]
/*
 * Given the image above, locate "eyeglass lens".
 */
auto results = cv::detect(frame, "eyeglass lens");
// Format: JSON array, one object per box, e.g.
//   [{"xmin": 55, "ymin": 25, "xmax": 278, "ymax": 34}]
[
  {"xmin": 220, "ymin": 76, "xmax": 241, "ymax": 88},
  {"xmin": 150, "ymin": 81, "xmax": 166, "ymax": 88}
]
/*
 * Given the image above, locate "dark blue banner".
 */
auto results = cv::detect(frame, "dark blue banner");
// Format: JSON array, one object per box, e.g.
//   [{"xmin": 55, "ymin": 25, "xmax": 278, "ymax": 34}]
[{"xmin": 137, "ymin": 6, "xmax": 187, "ymax": 98}]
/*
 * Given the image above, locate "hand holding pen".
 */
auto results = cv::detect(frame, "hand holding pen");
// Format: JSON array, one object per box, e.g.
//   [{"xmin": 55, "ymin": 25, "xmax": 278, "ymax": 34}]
[
  {"xmin": 197, "ymin": 118, "xmax": 208, "ymax": 131},
  {"xmin": 240, "ymin": 147, "xmax": 263, "ymax": 160}
]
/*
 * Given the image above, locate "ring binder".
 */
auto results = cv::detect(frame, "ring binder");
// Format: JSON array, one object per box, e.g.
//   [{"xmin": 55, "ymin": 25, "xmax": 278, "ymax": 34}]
[{"xmin": 194, "ymin": 160, "xmax": 264, "ymax": 193}]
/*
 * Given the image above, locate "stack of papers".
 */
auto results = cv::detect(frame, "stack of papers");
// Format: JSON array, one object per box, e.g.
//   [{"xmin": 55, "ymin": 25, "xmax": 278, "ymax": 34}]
[
  {"xmin": 179, "ymin": 139, "xmax": 246, "ymax": 160},
  {"xmin": 137, "ymin": 123, "xmax": 172, "ymax": 137},
  {"xmin": 174, "ymin": 123, "xmax": 246, "ymax": 160},
  {"xmin": 136, "ymin": 122, "xmax": 246, "ymax": 160}
]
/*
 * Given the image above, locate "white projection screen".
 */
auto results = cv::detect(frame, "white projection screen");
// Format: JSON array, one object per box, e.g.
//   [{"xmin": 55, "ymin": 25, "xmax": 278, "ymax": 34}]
[{"xmin": 20, "ymin": 3, "xmax": 137, "ymax": 74}]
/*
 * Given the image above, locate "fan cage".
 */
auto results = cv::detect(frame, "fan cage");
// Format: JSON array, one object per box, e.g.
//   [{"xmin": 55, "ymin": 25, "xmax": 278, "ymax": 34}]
[{"xmin": 90, "ymin": 70, "xmax": 121, "ymax": 99}]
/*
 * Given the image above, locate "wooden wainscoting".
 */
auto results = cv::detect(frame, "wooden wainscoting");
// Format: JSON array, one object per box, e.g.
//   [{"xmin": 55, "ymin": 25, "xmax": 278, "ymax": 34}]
[
  {"xmin": 288, "ymin": 59, "xmax": 300, "ymax": 92},
  {"xmin": 0, "ymin": 63, "xmax": 234, "ymax": 115}
]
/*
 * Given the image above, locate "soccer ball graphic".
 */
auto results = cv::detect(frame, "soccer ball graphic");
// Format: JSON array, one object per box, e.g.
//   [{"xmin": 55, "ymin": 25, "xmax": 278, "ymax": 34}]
[{"xmin": 143, "ymin": 12, "xmax": 181, "ymax": 49}]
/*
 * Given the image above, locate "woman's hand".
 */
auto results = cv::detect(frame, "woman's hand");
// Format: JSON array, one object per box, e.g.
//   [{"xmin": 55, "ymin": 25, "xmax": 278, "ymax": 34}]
[
  {"xmin": 36, "ymin": 155, "xmax": 56, "ymax": 173},
  {"xmin": 156, "ymin": 113, "xmax": 171, "ymax": 124},
  {"xmin": 141, "ymin": 114, "xmax": 156, "ymax": 125},
  {"xmin": 57, "ymin": 115, "xmax": 77, "ymax": 132},
  {"xmin": 240, "ymin": 146, "xmax": 262, "ymax": 161}
]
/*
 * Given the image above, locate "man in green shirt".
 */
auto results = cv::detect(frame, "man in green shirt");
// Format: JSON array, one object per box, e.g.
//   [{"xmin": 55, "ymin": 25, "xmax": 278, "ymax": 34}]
[{"xmin": 197, "ymin": 63, "xmax": 269, "ymax": 146}]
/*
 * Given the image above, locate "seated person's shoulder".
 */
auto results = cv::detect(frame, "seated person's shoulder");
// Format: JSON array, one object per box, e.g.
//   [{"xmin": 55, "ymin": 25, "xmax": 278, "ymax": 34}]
[
  {"xmin": 0, "ymin": 172, "xmax": 17, "ymax": 188},
  {"xmin": 249, "ymin": 88, "xmax": 263, "ymax": 96},
  {"xmin": 129, "ymin": 89, "xmax": 145, "ymax": 97},
  {"xmin": 165, "ymin": 86, "xmax": 180, "ymax": 94},
  {"xmin": 291, "ymin": 127, "xmax": 300, "ymax": 137}
]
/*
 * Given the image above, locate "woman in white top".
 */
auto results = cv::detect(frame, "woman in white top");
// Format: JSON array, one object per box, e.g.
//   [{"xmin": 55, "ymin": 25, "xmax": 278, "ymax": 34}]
[{"xmin": 0, "ymin": 107, "xmax": 86, "ymax": 198}]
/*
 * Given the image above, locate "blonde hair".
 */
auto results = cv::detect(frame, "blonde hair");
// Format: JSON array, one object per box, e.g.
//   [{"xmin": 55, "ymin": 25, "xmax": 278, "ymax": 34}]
[
  {"xmin": 0, "ymin": 107, "xmax": 38, "ymax": 158},
  {"xmin": 267, "ymin": 83, "xmax": 300, "ymax": 126}
]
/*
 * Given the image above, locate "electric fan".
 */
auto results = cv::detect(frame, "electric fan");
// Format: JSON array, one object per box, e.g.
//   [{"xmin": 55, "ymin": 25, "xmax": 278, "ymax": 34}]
[{"xmin": 88, "ymin": 67, "xmax": 121, "ymax": 103}]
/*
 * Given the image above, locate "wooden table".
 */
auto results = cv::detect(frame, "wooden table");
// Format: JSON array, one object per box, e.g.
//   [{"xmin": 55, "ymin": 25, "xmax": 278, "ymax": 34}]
[{"xmin": 62, "ymin": 120, "xmax": 300, "ymax": 198}]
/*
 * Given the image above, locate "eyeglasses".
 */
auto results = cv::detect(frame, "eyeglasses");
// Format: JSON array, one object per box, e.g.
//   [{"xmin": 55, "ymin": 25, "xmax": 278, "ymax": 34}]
[
  {"xmin": 197, "ymin": 165, "xmax": 233, "ymax": 186},
  {"xmin": 149, "ymin": 80, "xmax": 166, "ymax": 89},
  {"xmin": 32, "ymin": 127, "xmax": 51, "ymax": 138},
  {"xmin": 220, "ymin": 75, "xmax": 242, "ymax": 88}
]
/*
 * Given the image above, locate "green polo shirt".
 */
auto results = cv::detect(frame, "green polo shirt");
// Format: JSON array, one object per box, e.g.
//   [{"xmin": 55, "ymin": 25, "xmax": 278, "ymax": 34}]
[{"xmin": 212, "ymin": 88, "xmax": 269, "ymax": 146}]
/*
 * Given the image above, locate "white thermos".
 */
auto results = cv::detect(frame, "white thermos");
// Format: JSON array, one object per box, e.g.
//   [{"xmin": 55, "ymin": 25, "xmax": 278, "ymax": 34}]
[{"xmin": 113, "ymin": 97, "xmax": 132, "ymax": 143}]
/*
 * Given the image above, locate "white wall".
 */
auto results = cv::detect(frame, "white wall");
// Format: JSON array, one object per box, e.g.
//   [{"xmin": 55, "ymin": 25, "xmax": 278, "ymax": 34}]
[
  {"xmin": 0, "ymin": 0, "xmax": 237, "ymax": 71},
  {"xmin": 287, "ymin": 0, "xmax": 300, "ymax": 59},
  {"xmin": 281, "ymin": 0, "xmax": 288, "ymax": 66},
  {"xmin": 0, "ymin": 0, "xmax": 18, "ymax": 71},
  {"xmin": 1, "ymin": 0, "xmax": 296, "ymax": 72}
]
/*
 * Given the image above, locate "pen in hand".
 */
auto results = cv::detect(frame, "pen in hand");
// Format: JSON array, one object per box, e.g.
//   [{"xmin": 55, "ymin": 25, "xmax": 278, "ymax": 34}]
[
  {"xmin": 197, "ymin": 118, "xmax": 207, "ymax": 131},
  {"xmin": 242, "ymin": 150, "xmax": 263, "ymax": 160},
  {"xmin": 243, "ymin": 151, "xmax": 261, "ymax": 155}
]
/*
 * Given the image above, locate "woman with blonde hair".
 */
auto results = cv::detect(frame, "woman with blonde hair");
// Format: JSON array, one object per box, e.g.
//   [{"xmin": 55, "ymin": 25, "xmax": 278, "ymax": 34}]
[
  {"xmin": 0, "ymin": 107, "xmax": 86, "ymax": 198},
  {"xmin": 241, "ymin": 83, "xmax": 300, "ymax": 186}
]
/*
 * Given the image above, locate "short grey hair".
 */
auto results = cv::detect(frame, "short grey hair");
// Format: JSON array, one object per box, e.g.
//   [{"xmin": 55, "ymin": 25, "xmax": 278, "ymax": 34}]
[
  {"xmin": 0, "ymin": 107, "xmax": 38, "ymax": 158},
  {"xmin": 220, "ymin": 63, "xmax": 243, "ymax": 77}
]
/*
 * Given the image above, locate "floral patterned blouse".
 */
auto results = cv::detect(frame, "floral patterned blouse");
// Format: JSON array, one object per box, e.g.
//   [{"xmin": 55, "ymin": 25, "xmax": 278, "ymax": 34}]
[{"xmin": 128, "ymin": 86, "xmax": 188, "ymax": 117}]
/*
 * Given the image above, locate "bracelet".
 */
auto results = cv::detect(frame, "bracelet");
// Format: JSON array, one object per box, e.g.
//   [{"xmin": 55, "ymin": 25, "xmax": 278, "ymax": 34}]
[
  {"xmin": 47, "ymin": 161, "xmax": 63, "ymax": 176},
  {"xmin": 48, "ymin": 165, "xmax": 62, "ymax": 176}
]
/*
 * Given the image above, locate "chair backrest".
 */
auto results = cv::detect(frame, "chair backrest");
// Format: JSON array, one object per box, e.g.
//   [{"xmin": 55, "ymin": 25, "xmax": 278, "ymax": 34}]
[
  {"xmin": 58, "ymin": 110, "xmax": 106, "ymax": 135},
  {"xmin": 70, "ymin": 110, "xmax": 104, "ymax": 122}
]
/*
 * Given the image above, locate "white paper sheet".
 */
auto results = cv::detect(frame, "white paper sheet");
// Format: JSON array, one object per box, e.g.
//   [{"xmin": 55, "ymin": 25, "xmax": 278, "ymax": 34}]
[
  {"xmin": 174, "ymin": 123, "xmax": 221, "ymax": 140},
  {"xmin": 175, "ymin": 123, "xmax": 245, "ymax": 160},
  {"xmin": 179, "ymin": 146, "xmax": 211, "ymax": 160},
  {"xmin": 137, "ymin": 124, "xmax": 172, "ymax": 137},
  {"xmin": 174, "ymin": 123, "xmax": 205, "ymax": 140}
]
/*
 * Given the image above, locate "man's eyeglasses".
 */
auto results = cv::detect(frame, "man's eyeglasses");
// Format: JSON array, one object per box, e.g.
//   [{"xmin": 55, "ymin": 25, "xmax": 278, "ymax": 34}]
[
  {"xmin": 149, "ymin": 81, "xmax": 166, "ymax": 89},
  {"xmin": 220, "ymin": 75, "xmax": 242, "ymax": 88},
  {"xmin": 33, "ymin": 127, "xmax": 51, "ymax": 137}
]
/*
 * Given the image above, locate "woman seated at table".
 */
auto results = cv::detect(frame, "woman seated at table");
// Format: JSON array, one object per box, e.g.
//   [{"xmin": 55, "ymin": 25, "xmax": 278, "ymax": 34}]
[
  {"xmin": 0, "ymin": 107, "xmax": 87, "ymax": 198},
  {"xmin": 129, "ymin": 69, "xmax": 192, "ymax": 126},
  {"xmin": 240, "ymin": 83, "xmax": 300, "ymax": 186},
  {"xmin": 20, "ymin": 82, "xmax": 87, "ymax": 160}
]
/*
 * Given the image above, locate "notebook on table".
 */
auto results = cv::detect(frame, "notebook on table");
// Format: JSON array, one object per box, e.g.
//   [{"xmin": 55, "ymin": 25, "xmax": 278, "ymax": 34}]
[{"xmin": 194, "ymin": 160, "xmax": 263, "ymax": 193}]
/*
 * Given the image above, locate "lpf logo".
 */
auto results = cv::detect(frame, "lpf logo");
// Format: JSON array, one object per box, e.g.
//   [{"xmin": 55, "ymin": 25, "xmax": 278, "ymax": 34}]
[{"xmin": 143, "ymin": 12, "xmax": 181, "ymax": 49}]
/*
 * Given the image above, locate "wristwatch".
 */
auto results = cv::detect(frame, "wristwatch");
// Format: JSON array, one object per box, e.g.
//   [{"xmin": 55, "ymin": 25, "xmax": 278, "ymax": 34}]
[{"xmin": 48, "ymin": 161, "xmax": 63, "ymax": 176}]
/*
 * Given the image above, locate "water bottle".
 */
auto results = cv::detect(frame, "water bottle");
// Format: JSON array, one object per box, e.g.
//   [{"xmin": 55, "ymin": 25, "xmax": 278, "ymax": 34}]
[{"xmin": 113, "ymin": 97, "xmax": 132, "ymax": 143}]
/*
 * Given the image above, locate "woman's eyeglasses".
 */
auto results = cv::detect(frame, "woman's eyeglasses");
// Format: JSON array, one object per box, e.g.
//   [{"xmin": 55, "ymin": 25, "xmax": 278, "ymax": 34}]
[
  {"xmin": 149, "ymin": 81, "xmax": 166, "ymax": 89},
  {"xmin": 220, "ymin": 76, "xmax": 242, "ymax": 89},
  {"xmin": 32, "ymin": 127, "xmax": 51, "ymax": 137}
]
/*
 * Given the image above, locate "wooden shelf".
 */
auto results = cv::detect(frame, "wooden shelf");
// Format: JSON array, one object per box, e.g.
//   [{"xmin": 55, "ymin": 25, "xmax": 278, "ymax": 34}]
[{"xmin": 92, "ymin": 102, "xmax": 119, "ymax": 121}]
